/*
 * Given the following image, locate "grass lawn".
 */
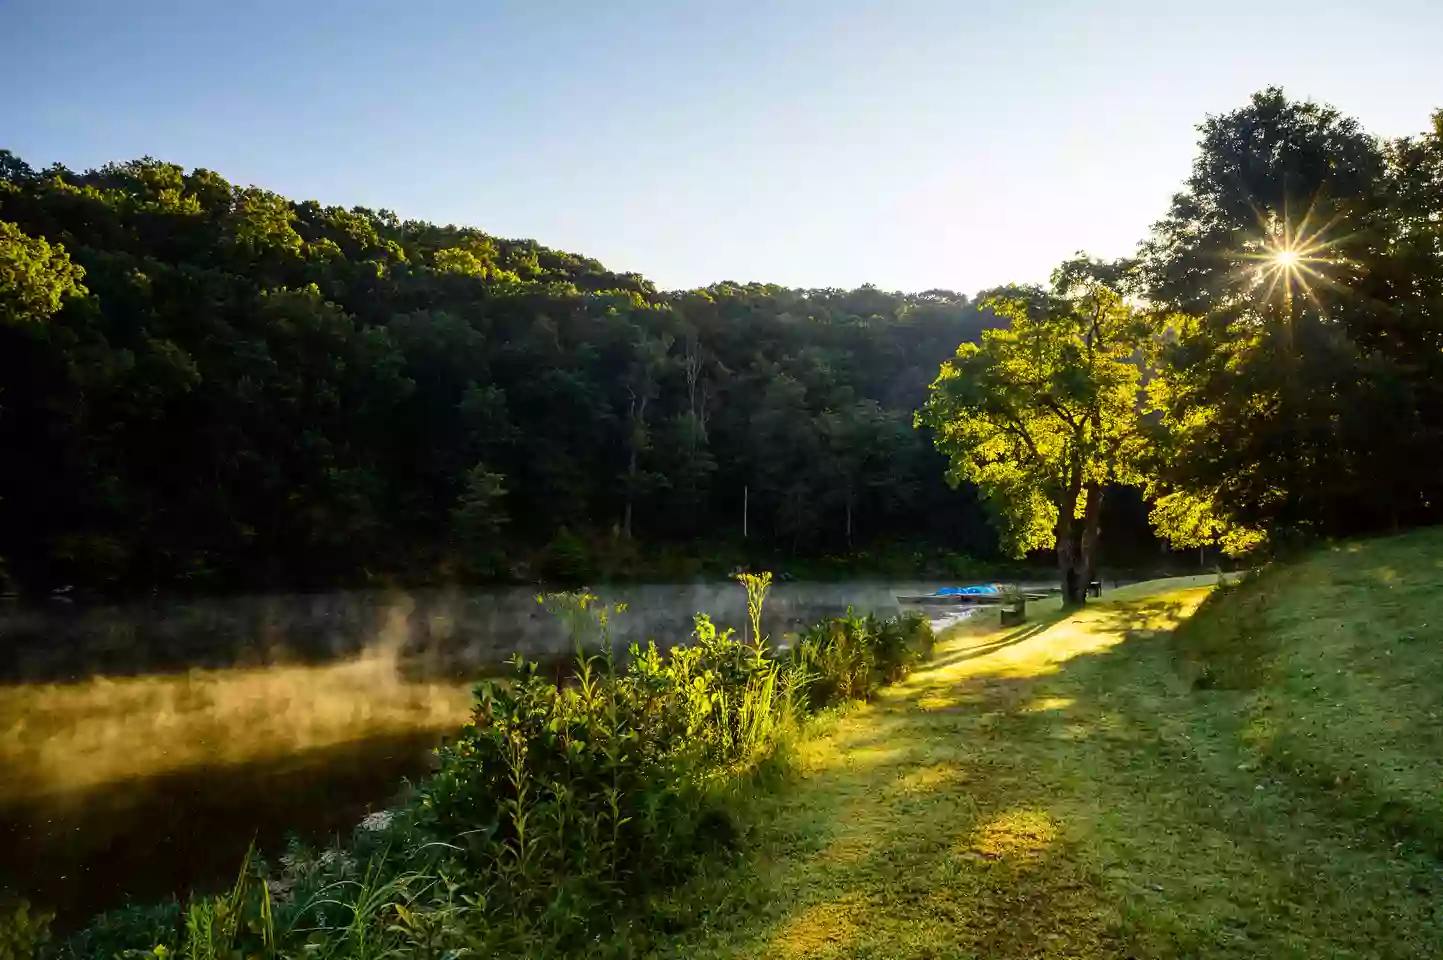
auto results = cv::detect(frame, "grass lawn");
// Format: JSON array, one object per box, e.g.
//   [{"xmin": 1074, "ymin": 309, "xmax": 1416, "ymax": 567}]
[{"xmin": 647, "ymin": 544, "xmax": 1443, "ymax": 959}]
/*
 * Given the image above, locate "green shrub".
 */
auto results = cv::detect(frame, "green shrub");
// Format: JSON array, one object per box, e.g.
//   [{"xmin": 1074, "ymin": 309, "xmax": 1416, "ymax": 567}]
[
  {"xmin": 790, "ymin": 609, "xmax": 934, "ymax": 709},
  {"xmin": 541, "ymin": 527, "xmax": 594, "ymax": 582},
  {"xmin": 415, "ymin": 603, "xmax": 803, "ymax": 935},
  {"xmin": 0, "ymin": 899, "xmax": 52, "ymax": 960},
  {"xmin": 53, "ymin": 901, "xmax": 180, "ymax": 960}
]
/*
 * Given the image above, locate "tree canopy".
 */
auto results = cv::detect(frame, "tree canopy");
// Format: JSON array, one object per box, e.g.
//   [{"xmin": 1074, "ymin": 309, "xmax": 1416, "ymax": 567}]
[
  {"xmin": 0, "ymin": 151, "xmax": 1000, "ymax": 593},
  {"xmin": 921, "ymin": 262, "xmax": 1151, "ymax": 602},
  {"xmin": 2, "ymin": 87, "xmax": 1439, "ymax": 597},
  {"xmin": 921, "ymin": 89, "xmax": 1443, "ymax": 591},
  {"xmin": 1141, "ymin": 89, "xmax": 1443, "ymax": 546}
]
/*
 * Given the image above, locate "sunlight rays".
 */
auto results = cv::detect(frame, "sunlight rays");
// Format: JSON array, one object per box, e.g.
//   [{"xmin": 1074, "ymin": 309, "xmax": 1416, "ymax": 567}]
[{"xmin": 1238, "ymin": 196, "xmax": 1356, "ymax": 313}]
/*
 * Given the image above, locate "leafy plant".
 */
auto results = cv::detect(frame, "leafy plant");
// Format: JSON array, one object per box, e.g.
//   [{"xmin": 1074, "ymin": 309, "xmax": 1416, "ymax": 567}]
[
  {"xmin": 789, "ymin": 610, "xmax": 934, "ymax": 709},
  {"xmin": 0, "ymin": 899, "xmax": 52, "ymax": 960}
]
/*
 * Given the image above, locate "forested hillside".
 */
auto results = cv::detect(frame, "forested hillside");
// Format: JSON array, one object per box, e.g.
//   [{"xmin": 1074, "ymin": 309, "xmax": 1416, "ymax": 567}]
[
  {"xmin": 0, "ymin": 152, "xmax": 1000, "ymax": 593},
  {"xmin": 4, "ymin": 89, "xmax": 1440, "ymax": 598}
]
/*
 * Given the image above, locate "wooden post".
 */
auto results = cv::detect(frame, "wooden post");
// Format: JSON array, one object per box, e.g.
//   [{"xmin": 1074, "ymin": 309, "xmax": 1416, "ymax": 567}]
[{"xmin": 1000, "ymin": 596, "xmax": 1027, "ymax": 627}]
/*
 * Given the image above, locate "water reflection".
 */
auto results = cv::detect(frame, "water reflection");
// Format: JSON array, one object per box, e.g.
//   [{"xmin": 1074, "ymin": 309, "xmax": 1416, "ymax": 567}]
[
  {"xmin": 0, "ymin": 653, "xmax": 472, "ymax": 802},
  {"xmin": 1, "ymin": 731, "xmax": 446, "ymax": 929}
]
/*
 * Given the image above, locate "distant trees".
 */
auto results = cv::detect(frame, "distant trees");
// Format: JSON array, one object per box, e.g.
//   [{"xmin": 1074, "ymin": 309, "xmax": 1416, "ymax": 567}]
[{"xmin": 0, "ymin": 151, "xmax": 998, "ymax": 593}]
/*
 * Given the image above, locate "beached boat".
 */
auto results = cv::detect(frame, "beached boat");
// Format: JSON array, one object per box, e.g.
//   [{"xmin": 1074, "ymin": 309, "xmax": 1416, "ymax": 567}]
[{"xmin": 896, "ymin": 581, "xmax": 1097, "ymax": 606}]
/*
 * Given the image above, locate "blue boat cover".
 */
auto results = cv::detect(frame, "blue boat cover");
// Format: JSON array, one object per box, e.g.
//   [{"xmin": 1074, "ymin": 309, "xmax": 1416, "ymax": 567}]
[{"xmin": 935, "ymin": 584, "xmax": 1000, "ymax": 596}]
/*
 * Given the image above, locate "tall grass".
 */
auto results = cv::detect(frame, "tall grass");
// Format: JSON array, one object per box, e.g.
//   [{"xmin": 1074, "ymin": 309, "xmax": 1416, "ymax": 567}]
[{"xmin": 40, "ymin": 576, "xmax": 934, "ymax": 959}]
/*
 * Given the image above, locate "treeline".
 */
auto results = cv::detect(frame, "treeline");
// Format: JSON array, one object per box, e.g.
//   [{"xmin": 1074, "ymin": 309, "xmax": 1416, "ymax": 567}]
[
  {"xmin": 0, "ymin": 154, "xmax": 999, "ymax": 593},
  {"xmin": 5, "ymin": 88, "xmax": 1436, "ymax": 595}
]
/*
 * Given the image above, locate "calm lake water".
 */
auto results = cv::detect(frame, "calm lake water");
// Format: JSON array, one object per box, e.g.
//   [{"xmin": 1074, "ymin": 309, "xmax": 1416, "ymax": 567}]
[{"xmin": 0, "ymin": 581, "xmax": 958, "ymax": 927}]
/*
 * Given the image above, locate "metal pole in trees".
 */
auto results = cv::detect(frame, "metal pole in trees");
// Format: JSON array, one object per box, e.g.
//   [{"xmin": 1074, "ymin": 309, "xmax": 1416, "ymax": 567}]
[{"xmin": 743, "ymin": 484, "xmax": 749, "ymax": 538}]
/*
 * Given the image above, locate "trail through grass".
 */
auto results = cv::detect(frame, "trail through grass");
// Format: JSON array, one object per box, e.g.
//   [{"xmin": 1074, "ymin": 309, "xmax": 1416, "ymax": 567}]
[{"xmin": 652, "ymin": 560, "xmax": 1443, "ymax": 958}]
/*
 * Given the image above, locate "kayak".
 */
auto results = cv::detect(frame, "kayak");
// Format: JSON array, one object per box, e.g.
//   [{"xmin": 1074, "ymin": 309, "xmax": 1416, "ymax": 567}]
[
  {"xmin": 935, "ymin": 584, "xmax": 1002, "ymax": 597},
  {"xmin": 897, "ymin": 584, "xmax": 1011, "ymax": 605}
]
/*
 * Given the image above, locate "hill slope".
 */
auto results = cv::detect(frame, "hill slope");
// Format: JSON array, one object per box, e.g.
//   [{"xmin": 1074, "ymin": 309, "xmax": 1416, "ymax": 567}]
[
  {"xmin": 1173, "ymin": 527, "xmax": 1443, "ymax": 855},
  {"xmin": 0, "ymin": 151, "xmax": 1000, "ymax": 593}
]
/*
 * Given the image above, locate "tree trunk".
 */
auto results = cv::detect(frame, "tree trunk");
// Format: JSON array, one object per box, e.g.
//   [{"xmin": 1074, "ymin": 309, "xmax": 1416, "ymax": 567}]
[
  {"xmin": 1058, "ymin": 544, "xmax": 1086, "ymax": 606},
  {"xmin": 1079, "ymin": 483, "xmax": 1103, "ymax": 597},
  {"xmin": 1056, "ymin": 513, "xmax": 1084, "ymax": 607},
  {"xmin": 1056, "ymin": 466, "xmax": 1087, "ymax": 606}
]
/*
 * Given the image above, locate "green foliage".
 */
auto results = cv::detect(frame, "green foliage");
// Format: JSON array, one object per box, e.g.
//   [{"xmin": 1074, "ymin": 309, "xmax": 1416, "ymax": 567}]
[
  {"xmin": 540, "ymin": 528, "xmax": 594, "ymax": 582},
  {"xmin": 0, "ymin": 151, "xmax": 1002, "ymax": 594},
  {"xmin": 789, "ymin": 610, "xmax": 935, "ymax": 710},
  {"xmin": 733, "ymin": 570, "xmax": 772, "ymax": 648},
  {"xmin": 449, "ymin": 464, "xmax": 508, "ymax": 576},
  {"xmin": 413, "ymin": 594, "xmax": 801, "ymax": 942},
  {"xmin": 54, "ymin": 902, "xmax": 182, "ymax": 960},
  {"xmin": 1141, "ymin": 88, "xmax": 1443, "ymax": 545},
  {"xmin": 0, "ymin": 219, "xmax": 86, "ymax": 325},
  {"xmin": 1146, "ymin": 487, "xmax": 1265, "ymax": 557},
  {"xmin": 921, "ymin": 271, "xmax": 1149, "ymax": 557},
  {"xmin": 920, "ymin": 262, "xmax": 1154, "ymax": 601},
  {"xmin": 0, "ymin": 899, "xmax": 52, "ymax": 960}
]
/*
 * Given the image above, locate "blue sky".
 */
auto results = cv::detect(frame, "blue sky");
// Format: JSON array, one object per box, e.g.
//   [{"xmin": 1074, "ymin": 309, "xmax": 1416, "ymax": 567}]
[{"xmin": 2, "ymin": 0, "xmax": 1438, "ymax": 293}]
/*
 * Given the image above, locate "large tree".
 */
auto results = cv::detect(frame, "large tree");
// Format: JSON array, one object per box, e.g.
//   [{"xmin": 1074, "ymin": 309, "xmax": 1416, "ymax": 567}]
[
  {"xmin": 1138, "ymin": 88, "xmax": 1403, "ymax": 543},
  {"xmin": 920, "ymin": 260, "xmax": 1151, "ymax": 605}
]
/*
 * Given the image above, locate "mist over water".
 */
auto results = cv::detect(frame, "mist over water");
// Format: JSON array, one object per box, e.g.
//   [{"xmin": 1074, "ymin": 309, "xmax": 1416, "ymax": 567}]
[{"xmin": 0, "ymin": 579, "xmax": 966, "ymax": 926}]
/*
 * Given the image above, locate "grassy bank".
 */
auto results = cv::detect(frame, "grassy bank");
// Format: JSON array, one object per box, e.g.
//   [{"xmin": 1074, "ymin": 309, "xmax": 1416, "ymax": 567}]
[{"xmin": 643, "ymin": 542, "xmax": 1443, "ymax": 958}]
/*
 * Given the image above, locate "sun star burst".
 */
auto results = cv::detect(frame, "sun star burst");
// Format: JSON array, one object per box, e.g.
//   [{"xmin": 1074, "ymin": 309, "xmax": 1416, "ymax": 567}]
[{"xmin": 1238, "ymin": 197, "xmax": 1354, "ymax": 312}]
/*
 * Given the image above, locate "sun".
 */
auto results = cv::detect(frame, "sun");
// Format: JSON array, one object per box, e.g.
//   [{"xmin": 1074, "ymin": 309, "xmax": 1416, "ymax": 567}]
[
  {"xmin": 1272, "ymin": 248, "xmax": 1301, "ymax": 269},
  {"xmin": 1254, "ymin": 237, "xmax": 1332, "ymax": 309},
  {"xmin": 1240, "ymin": 199, "xmax": 1353, "ymax": 312}
]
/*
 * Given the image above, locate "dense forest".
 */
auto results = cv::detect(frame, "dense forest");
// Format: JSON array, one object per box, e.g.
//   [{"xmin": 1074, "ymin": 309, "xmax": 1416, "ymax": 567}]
[
  {"xmin": 2, "ymin": 87, "xmax": 1441, "ymax": 596},
  {"xmin": 0, "ymin": 152, "xmax": 1008, "ymax": 594}
]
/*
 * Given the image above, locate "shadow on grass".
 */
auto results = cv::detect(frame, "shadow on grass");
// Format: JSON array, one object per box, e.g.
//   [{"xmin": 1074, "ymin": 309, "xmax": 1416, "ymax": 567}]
[{"xmin": 925, "ymin": 621, "xmax": 1053, "ymax": 669}]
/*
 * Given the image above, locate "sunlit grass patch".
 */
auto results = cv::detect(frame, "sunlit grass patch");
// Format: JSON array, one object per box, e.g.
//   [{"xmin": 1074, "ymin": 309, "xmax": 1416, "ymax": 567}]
[
  {"xmin": 889, "ymin": 761, "xmax": 967, "ymax": 796},
  {"xmin": 960, "ymin": 808, "xmax": 1057, "ymax": 862},
  {"xmin": 1024, "ymin": 695, "xmax": 1075, "ymax": 712},
  {"xmin": 768, "ymin": 893, "xmax": 868, "ymax": 958}
]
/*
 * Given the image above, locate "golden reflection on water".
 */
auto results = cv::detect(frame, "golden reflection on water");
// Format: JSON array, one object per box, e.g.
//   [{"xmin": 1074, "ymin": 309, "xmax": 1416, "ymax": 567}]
[
  {"xmin": 0, "ymin": 648, "xmax": 475, "ymax": 804},
  {"xmin": 1, "ymin": 645, "xmax": 476, "ymax": 927}
]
